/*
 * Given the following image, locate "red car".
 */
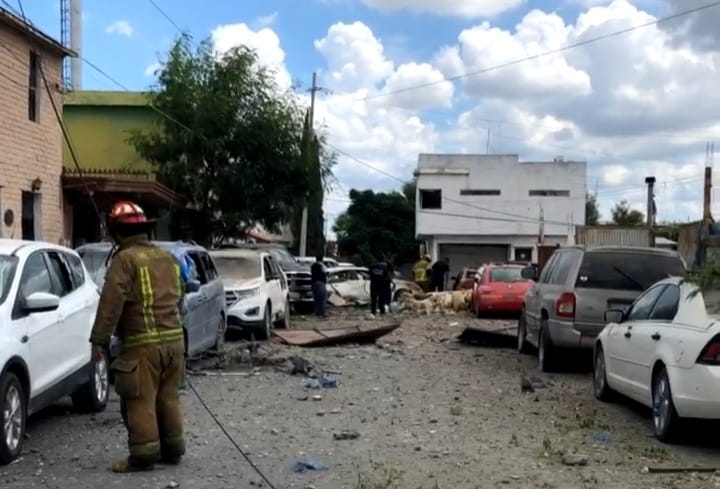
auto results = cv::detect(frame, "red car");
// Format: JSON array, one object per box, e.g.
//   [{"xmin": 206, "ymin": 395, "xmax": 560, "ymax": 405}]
[{"xmin": 471, "ymin": 264, "xmax": 534, "ymax": 315}]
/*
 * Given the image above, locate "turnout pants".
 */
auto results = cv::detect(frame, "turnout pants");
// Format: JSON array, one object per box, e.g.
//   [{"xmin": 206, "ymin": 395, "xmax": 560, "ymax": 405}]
[{"xmin": 112, "ymin": 341, "xmax": 185, "ymax": 467}]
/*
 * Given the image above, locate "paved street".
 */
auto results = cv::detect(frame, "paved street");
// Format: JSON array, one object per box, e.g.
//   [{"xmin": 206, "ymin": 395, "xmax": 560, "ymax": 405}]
[{"xmin": 2, "ymin": 311, "xmax": 720, "ymax": 489}]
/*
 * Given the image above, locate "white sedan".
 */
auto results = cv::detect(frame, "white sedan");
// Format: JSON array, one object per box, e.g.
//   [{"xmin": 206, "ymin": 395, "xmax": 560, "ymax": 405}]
[{"xmin": 593, "ymin": 277, "xmax": 720, "ymax": 441}]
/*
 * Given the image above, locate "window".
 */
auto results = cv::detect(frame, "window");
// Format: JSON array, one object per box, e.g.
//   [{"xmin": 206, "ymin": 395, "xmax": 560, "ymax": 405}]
[
  {"xmin": 626, "ymin": 285, "xmax": 666, "ymax": 321},
  {"xmin": 28, "ymin": 51, "xmax": 40, "ymax": 122},
  {"xmin": 576, "ymin": 252, "xmax": 685, "ymax": 291},
  {"xmin": 62, "ymin": 252, "xmax": 86, "ymax": 290},
  {"xmin": 648, "ymin": 285, "xmax": 680, "ymax": 321},
  {"xmin": 263, "ymin": 257, "xmax": 274, "ymax": 281},
  {"xmin": 550, "ymin": 251, "xmax": 578, "ymax": 285},
  {"xmin": 538, "ymin": 254, "xmax": 559, "ymax": 284},
  {"xmin": 46, "ymin": 252, "xmax": 73, "ymax": 296},
  {"xmin": 460, "ymin": 189, "xmax": 501, "ymax": 196},
  {"xmin": 200, "ymin": 253, "xmax": 218, "ymax": 281},
  {"xmin": 489, "ymin": 267, "xmax": 523, "ymax": 282},
  {"xmin": 529, "ymin": 190, "xmax": 570, "ymax": 197},
  {"xmin": 21, "ymin": 191, "xmax": 35, "ymax": 240},
  {"xmin": 78, "ymin": 248, "xmax": 110, "ymax": 285},
  {"xmin": 514, "ymin": 248, "xmax": 532, "ymax": 262},
  {"xmin": 419, "ymin": 189, "xmax": 442, "ymax": 209},
  {"xmin": 187, "ymin": 252, "xmax": 208, "ymax": 284},
  {"xmin": 18, "ymin": 253, "xmax": 52, "ymax": 299},
  {"xmin": 214, "ymin": 256, "xmax": 261, "ymax": 280}
]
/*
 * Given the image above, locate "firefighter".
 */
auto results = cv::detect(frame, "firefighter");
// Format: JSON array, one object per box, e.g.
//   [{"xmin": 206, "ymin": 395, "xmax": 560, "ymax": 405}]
[
  {"xmin": 412, "ymin": 255, "xmax": 431, "ymax": 291},
  {"xmin": 89, "ymin": 201, "xmax": 186, "ymax": 473}
]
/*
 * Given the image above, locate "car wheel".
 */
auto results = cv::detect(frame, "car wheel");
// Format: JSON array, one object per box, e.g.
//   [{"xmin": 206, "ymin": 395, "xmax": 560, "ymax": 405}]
[
  {"xmin": 72, "ymin": 350, "xmax": 110, "ymax": 413},
  {"xmin": 256, "ymin": 302, "xmax": 272, "ymax": 341},
  {"xmin": 593, "ymin": 345, "xmax": 613, "ymax": 401},
  {"xmin": 652, "ymin": 367, "xmax": 680, "ymax": 442},
  {"xmin": 0, "ymin": 373, "xmax": 26, "ymax": 465},
  {"xmin": 517, "ymin": 312, "xmax": 532, "ymax": 354},
  {"xmin": 538, "ymin": 322, "xmax": 556, "ymax": 373},
  {"xmin": 212, "ymin": 315, "xmax": 226, "ymax": 352}
]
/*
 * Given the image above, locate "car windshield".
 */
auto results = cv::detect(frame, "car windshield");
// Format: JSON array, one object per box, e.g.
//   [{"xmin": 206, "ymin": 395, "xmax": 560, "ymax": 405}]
[
  {"xmin": 489, "ymin": 267, "xmax": 524, "ymax": 282},
  {"xmin": 268, "ymin": 248, "xmax": 296, "ymax": 266},
  {"xmin": 0, "ymin": 255, "xmax": 18, "ymax": 305},
  {"xmin": 214, "ymin": 256, "xmax": 261, "ymax": 280},
  {"xmin": 78, "ymin": 248, "xmax": 111, "ymax": 286},
  {"xmin": 576, "ymin": 252, "xmax": 686, "ymax": 291}
]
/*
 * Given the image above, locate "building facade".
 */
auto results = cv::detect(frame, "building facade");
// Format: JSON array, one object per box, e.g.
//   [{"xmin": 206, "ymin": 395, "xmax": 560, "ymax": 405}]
[
  {"xmin": 61, "ymin": 90, "xmax": 182, "ymax": 245},
  {"xmin": 0, "ymin": 8, "xmax": 74, "ymax": 243},
  {"xmin": 415, "ymin": 153, "xmax": 587, "ymax": 275}
]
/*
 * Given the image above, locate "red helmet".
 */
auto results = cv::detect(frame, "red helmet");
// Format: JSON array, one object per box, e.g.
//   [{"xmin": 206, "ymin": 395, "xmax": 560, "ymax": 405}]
[{"xmin": 108, "ymin": 201, "xmax": 148, "ymax": 225}]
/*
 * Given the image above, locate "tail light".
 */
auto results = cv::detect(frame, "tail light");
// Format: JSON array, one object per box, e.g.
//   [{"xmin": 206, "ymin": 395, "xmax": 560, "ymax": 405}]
[
  {"xmin": 697, "ymin": 335, "xmax": 720, "ymax": 365},
  {"xmin": 556, "ymin": 292, "xmax": 576, "ymax": 319}
]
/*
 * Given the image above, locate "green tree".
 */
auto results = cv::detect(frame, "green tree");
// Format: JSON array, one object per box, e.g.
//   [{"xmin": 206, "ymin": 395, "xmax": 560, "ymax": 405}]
[
  {"xmin": 130, "ymin": 34, "xmax": 333, "ymax": 245},
  {"xmin": 333, "ymin": 188, "xmax": 417, "ymax": 265},
  {"xmin": 610, "ymin": 200, "xmax": 645, "ymax": 226},
  {"xmin": 585, "ymin": 193, "xmax": 600, "ymax": 225}
]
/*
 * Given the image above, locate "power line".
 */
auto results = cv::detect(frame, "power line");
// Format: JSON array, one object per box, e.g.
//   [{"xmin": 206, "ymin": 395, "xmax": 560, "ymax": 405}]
[
  {"xmin": 338, "ymin": 0, "xmax": 720, "ymax": 105},
  {"xmin": 148, "ymin": 0, "xmax": 184, "ymax": 33}
]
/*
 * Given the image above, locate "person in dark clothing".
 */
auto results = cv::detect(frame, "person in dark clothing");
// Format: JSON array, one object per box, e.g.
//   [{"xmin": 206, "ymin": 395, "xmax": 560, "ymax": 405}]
[
  {"xmin": 430, "ymin": 257, "xmax": 450, "ymax": 292},
  {"xmin": 368, "ymin": 259, "xmax": 389, "ymax": 315},
  {"xmin": 310, "ymin": 256, "xmax": 327, "ymax": 317},
  {"xmin": 381, "ymin": 255, "xmax": 395, "ymax": 312}
]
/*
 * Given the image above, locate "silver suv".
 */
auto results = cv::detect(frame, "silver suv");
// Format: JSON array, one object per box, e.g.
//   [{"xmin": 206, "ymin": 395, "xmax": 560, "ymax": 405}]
[{"xmin": 517, "ymin": 246, "xmax": 685, "ymax": 372}]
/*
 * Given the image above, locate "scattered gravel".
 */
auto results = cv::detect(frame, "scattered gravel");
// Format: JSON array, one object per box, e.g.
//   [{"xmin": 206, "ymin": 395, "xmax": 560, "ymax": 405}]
[{"xmin": 1, "ymin": 308, "xmax": 719, "ymax": 488}]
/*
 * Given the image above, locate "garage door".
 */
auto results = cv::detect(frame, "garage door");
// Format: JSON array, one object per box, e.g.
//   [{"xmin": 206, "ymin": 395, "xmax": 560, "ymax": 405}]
[{"xmin": 438, "ymin": 244, "xmax": 509, "ymax": 278}]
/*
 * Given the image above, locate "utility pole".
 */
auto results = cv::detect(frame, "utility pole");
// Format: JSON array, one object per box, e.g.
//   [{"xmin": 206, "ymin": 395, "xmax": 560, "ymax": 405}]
[
  {"xmin": 645, "ymin": 176, "xmax": 656, "ymax": 226},
  {"xmin": 299, "ymin": 72, "xmax": 323, "ymax": 257},
  {"xmin": 538, "ymin": 202, "xmax": 545, "ymax": 244}
]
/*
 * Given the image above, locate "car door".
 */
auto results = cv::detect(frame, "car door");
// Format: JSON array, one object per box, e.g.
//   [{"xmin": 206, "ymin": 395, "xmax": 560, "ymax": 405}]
[
  {"xmin": 184, "ymin": 250, "xmax": 213, "ymax": 355},
  {"xmin": 269, "ymin": 257, "xmax": 287, "ymax": 313},
  {"xmin": 628, "ymin": 284, "xmax": 681, "ymax": 403},
  {"xmin": 525, "ymin": 253, "xmax": 559, "ymax": 344},
  {"xmin": 199, "ymin": 251, "xmax": 225, "ymax": 330},
  {"xmin": 13, "ymin": 251, "xmax": 63, "ymax": 397},
  {"xmin": 605, "ymin": 284, "xmax": 667, "ymax": 400},
  {"xmin": 262, "ymin": 256, "xmax": 282, "ymax": 318},
  {"xmin": 45, "ymin": 251, "xmax": 87, "ymax": 375}
]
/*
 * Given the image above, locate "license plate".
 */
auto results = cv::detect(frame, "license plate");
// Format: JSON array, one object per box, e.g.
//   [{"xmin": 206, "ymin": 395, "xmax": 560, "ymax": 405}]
[{"xmin": 503, "ymin": 295, "xmax": 516, "ymax": 302}]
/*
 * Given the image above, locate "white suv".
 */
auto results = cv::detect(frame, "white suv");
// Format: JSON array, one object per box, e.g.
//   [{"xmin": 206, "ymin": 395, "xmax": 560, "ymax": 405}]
[
  {"xmin": 0, "ymin": 239, "xmax": 108, "ymax": 465},
  {"xmin": 210, "ymin": 249, "xmax": 290, "ymax": 340}
]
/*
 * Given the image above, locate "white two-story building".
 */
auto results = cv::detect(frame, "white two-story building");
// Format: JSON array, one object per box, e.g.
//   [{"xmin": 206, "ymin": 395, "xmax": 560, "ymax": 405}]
[{"xmin": 415, "ymin": 154, "xmax": 587, "ymax": 274}]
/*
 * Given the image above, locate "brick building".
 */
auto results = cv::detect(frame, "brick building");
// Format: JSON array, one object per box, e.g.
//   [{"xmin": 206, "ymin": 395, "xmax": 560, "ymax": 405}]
[{"xmin": 0, "ymin": 8, "xmax": 75, "ymax": 243}]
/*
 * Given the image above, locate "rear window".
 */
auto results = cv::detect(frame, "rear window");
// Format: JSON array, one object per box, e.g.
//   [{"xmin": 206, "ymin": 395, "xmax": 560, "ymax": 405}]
[
  {"xmin": 78, "ymin": 248, "xmax": 110, "ymax": 285},
  {"xmin": 576, "ymin": 252, "xmax": 685, "ymax": 291},
  {"xmin": 489, "ymin": 267, "xmax": 524, "ymax": 282}
]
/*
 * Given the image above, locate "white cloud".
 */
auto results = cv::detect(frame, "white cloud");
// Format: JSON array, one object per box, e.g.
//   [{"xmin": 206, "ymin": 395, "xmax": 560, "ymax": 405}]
[
  {"xmin": 105, "ymin": 20, "xmax": 133, "ymax": 37},
  {"xmin": 211, "ymin": 23, "xmax": 291, "ymax": 91},
  {"xmin": 359, "ymin": 0, "xmax": 524, "ymax": 17},
  {"xmin": 144, "ymin": 62, "xmax": 161, "ymax": 78},
  {"xmin": 381, "ymin": 62, "xmax": 454, "ymax": 110},
  {"xmin": 256, "ymin": 12, "xmax": 279, "ymax": 28}
]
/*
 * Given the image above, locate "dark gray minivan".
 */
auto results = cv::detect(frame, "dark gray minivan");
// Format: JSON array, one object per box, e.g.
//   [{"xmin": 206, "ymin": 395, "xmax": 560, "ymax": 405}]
[{"xmin": 518, "ymin": 246, "xmax": 685, "ymax": 372}]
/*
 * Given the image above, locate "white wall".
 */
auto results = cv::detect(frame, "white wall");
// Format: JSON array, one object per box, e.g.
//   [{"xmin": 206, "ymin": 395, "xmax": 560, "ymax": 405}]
[
  {"xmin": 415, "ymin": 154, "xmax": 587, "ymax": 238},
  {"xmin": 425, "ymin": 234, "xmax": 571, "ymax": 262}
]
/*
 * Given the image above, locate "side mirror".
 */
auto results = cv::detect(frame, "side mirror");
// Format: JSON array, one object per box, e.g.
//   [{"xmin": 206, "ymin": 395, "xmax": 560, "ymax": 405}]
[
  {"xmin": 521, "ymin": 266, "xmax": 538, "ymax": 280},
  {"xmin": 24, "ymin": 292, "xmax": 60, "ymax": 313},
  {"xmin": 604, "ymin": 309, "xmax": 624, "ymax": 323},
  {"xmin": 185, "ymin": 280, "xmax": 201, "ymax": 293}
]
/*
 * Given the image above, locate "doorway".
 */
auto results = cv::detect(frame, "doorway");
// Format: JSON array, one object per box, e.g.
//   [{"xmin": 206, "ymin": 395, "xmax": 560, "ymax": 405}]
[{"xmin": 21, "ymin": 191, "xmax": 39, "ymax": 240}]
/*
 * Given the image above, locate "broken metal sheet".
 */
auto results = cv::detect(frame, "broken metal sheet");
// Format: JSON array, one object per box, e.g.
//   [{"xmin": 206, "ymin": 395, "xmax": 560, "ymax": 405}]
[{"xmin": 272, "ymin": 323, "xmax": 401, "ymax": 347}]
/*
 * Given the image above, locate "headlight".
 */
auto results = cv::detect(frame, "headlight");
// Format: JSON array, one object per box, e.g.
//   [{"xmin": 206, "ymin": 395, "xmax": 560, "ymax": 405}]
[{"xmin": 236, "ymin": 287, "xmax": 260, "ymax": 299}]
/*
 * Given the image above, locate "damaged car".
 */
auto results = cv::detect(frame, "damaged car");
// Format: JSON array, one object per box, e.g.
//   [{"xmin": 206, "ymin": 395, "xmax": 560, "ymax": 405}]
[{"xmin": 326, "ymin": 266, "xmax": 421, "ymax": 305}]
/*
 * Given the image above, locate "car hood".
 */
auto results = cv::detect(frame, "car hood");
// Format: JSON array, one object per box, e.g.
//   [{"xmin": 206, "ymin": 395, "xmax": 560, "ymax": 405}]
[{"xmin": 223, "ymin": 277, "xmax": 263, "ymax": 290}]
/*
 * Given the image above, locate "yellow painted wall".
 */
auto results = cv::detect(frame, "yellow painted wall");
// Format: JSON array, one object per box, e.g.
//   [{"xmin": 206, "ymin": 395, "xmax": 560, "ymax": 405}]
[{"xmin": 62, "ymin": 90, "xmax": 157, "ymax": 173}]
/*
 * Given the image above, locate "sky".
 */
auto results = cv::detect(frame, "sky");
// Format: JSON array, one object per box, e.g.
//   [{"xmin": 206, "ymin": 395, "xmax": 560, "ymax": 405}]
[{"xmin": 15, "ymin": 0, "xmax": 720, "ymax": 234}]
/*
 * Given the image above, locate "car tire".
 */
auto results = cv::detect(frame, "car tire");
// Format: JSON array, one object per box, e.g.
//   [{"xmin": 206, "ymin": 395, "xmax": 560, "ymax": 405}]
[
  {"xmin": 212, "ymin": 315, "xmax": 226, "ymax": 352},
  {"xmin": 0, "ymin": 372, "xmax": 26, "ymax": 465},
  {"xmin": 274, "ymin": 299, "xmax": 290, "ymax": 329},
  {"xmin": 72, "ymin": 350, "xmax": 110, "ymax": 414},
  {"xmin": 593, "ymin": 345, "xmax": 613, "ymax": 402},
  {"xmin": 517, "ymin": 312, "xmax": 532, "ymax": 354},
  {"xmin": 256, "ymin": 302, "xmax": 272, "ymax": 341},
  {"xmin": 652, "ymin": 367, "xmax": 680, "ymax": 442},
  {"xmin": 538, "ymin": 322, "xmax": 556, "ymax": 373}
]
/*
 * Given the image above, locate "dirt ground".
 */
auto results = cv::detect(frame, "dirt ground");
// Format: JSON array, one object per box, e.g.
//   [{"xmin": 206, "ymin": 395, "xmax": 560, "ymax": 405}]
[{"xmin": 2, "ymin": 308, "xmax": 720, "ymax": 489}]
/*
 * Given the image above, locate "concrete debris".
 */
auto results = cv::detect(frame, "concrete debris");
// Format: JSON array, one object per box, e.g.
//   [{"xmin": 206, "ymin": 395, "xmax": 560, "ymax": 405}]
[
  {"xmin": 562, "ymin": 453, "xmax": 589, "ymax": 466},
  {"xmin": 333, "ymin": 430, "xmax": 361, "ymax": 441}
]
